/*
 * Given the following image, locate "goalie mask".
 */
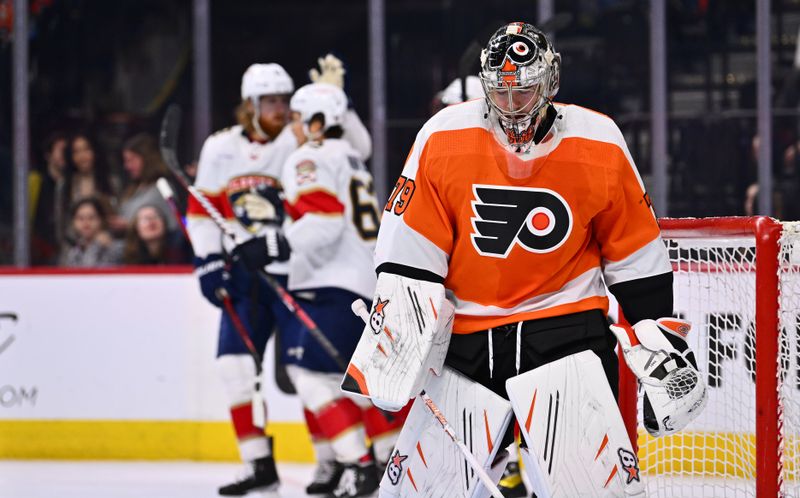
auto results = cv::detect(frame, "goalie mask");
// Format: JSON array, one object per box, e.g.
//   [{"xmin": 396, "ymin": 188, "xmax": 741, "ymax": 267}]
[{"xmin": 479, "ymin": 22, "xmax": 560, "ymax": 154}]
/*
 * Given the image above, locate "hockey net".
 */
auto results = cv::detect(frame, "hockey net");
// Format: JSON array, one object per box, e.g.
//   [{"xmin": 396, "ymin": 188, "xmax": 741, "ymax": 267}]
[{"xmin": 618, "ymin": 217, "xmax": 800, "ymax": 498}]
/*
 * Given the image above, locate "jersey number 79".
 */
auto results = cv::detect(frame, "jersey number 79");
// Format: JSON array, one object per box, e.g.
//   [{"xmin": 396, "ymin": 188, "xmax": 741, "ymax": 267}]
[{"xmin": 385, "ymin": 176, "xmax": 416, "ymax": 216}]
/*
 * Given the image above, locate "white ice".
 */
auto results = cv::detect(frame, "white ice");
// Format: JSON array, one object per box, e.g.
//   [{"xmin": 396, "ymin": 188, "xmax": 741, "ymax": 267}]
[{"xmin": 0, "ymin": 460, "xmax": 320, "ymax": 498}]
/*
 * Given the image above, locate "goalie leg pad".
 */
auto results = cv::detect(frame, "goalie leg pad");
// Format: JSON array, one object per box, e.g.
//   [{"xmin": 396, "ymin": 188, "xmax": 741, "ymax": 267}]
[
  {"xmin": 506, "ymin": 350, "xmax": 645, "ymax": 498},
  {"xmin": 342, "ymin": 272, "xmax": 455, "ymax": 411},
  {"xmin": 378, "ymin": 366, "xmax": 514, "ymax": 498}
]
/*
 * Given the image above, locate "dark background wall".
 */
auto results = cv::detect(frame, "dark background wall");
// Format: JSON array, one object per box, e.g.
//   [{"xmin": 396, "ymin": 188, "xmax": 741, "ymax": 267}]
[{"xmin": 1, "ymin": 0, "xmax": 799, "ymax": 263}]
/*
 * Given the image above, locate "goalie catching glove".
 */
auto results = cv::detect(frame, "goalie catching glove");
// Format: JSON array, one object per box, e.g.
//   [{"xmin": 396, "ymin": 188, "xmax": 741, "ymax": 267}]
[{"xmin": 610, "ymin": 318, "xmax": 707, "ymax": 437}]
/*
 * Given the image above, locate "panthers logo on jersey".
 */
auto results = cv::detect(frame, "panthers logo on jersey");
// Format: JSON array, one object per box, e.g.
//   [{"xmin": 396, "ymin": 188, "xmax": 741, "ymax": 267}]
[
  {"xmin": 227, "ymin": 175, "xmax": 285, "ymax": 233},
  {"xmin": 470, "ymin": 184, "xmax": 572, "ymax": 258}
]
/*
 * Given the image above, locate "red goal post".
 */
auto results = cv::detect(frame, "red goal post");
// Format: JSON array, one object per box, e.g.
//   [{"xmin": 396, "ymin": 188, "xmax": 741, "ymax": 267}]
[{"xmin": 617, "ymin": 216, "xmax": 800, "ymax": 498}]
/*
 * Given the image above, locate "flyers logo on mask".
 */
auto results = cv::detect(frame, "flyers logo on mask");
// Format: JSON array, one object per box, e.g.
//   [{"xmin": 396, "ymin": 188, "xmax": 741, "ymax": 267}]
[{"xmin": 470, "ymin": 185, "xmax": 572, "ymax": 258}]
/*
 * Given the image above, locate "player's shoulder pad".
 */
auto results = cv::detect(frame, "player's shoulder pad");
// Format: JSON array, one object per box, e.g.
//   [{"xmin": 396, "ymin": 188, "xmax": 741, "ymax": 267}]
[
  {"xmin": 557, "ymin": 104, "xmax": 626, "ymax": 149},
  {"xmin": 414, "ymin": 99, "xmax": 489, "ymax": 145},
  {"xmin": 284, "ymin": 143, "xmax": 319, "ymax": 170},
  {"xmin": 202, "ymin": 125, "xmax": 244, "ymax": 155}
]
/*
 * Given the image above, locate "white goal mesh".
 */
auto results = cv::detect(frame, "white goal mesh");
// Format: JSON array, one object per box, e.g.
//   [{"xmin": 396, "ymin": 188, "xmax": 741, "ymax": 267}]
[{"xmin": 625, "ymin": 218, "xmax": 800, "ymax": 498}]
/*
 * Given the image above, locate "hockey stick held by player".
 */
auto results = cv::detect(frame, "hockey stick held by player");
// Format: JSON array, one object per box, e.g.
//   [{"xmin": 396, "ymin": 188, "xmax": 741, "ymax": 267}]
[{"xmin": 166, "ymin": 61, "xmax": 300, "ymax": 496}]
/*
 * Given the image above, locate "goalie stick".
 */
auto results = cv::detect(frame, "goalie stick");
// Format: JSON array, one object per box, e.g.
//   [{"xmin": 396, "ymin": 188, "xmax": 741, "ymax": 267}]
[
  {"xmin": 352, "ymin": 300, "xmax": 505, "ymax": 498},
  {"xmin": 158, "ymin": 104, "xmax": 348, "ymax": 372}
]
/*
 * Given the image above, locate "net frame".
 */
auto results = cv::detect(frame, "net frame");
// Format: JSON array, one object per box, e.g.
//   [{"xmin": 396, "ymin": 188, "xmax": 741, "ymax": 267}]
[{"xmin": 617, "ymin": 216, "xmax": 791, "ymax": 498}]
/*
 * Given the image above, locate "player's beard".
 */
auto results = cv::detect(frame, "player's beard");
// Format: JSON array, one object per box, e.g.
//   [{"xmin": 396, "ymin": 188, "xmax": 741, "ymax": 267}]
[{"xmin": 258, "ymin": 114, "xmax": 287, "ymax": 140}]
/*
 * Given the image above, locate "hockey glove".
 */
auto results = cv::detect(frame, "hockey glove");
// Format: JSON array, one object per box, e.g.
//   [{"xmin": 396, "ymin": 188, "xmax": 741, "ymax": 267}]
[
  {"xmin": 231, "ymin": 228, "xmax": 290, "ymax": 272},
  {"xmin": 194, "ymin": 253, "xmax": 234, "ymax": 307},
  {"xmin": 308, "ymin": 53, "xmax": 345, "ymax": 89},
  {"xmin": 610, "ymin": 318, "xmax": 708, "ymax": 437}
]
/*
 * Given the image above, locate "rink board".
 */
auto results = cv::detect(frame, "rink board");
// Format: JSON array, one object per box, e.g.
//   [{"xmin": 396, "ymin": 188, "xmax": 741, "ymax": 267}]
[
  {"xmin": 0, "ymin": 268, "xmax": 311, "ymax": 461},
  {"xmin": 0, "ymin": 267, "xmax": 793, "ymax": 467}
]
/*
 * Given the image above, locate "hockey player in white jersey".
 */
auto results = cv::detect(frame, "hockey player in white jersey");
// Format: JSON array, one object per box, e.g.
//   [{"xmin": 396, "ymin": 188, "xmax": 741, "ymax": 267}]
[
  {"xmin": 341, "ymin": 22, "xmax": 707, "ymax": 498},
  {"xmin": 234, "ymin": 81, "xmax": 408, "ymax": 497},
  {"xmin": 187, "ymin": 62, "xmax": 302, "ymax": 496}
]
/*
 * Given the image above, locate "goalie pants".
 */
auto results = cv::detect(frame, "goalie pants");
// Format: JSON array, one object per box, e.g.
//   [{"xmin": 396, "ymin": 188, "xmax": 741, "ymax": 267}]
[{"xmin": 444, "ymin": 308, "xmax": 618, "ymax": 449}]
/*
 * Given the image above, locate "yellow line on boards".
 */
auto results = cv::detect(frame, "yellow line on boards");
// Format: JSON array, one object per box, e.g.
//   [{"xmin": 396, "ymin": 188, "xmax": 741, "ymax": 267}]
[{"xmin": 0, "ymin": 420, "xmax": 314, "ymax": 462}]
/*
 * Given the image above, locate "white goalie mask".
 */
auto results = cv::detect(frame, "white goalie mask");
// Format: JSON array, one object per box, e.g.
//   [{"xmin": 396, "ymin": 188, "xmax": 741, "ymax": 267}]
[
  {"xmin": 290, "ymin": 82, "xmax": 348, "ymax": 140},
  {"xmin": 479, "ymin": 22, "xmax": 561, "ymax": 154},
  {"xmin": 611, "ymin": 318, "xmax": 708, "ymax": 437}
]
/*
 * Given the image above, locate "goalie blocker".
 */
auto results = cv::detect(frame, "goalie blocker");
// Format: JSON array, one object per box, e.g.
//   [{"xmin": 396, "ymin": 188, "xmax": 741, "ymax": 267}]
[{"xmin": 341, "ymin": 273, "xmax": 455, "ymax": 411}]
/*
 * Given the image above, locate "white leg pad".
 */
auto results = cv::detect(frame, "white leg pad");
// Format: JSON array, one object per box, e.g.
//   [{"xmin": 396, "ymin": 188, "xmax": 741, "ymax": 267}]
[
  {"xmin": 378, "ymin": 366, "xmax": 514, "ymax": 498},
  {"xmin": 506, "ymin": 350, "xmax": 645, "ymax": 498}
]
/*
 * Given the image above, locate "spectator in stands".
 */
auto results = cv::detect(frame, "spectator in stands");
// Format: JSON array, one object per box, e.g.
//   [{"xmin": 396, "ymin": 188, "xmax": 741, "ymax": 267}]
[
  {"xmin": 59, "ymin": 197, "xmax": 123, "ymax": 267},
  {"xmin": 122, "ymin": 204, "xmax": 191, "ymax": 265},
  {"xmin": 109, "ymin": 133, "xmax": 176, "ymax": 234},
  {"xmin": 58, "ymin": 133, "xmax": 116, "ymax": 243},
  {"xmin": 775, "ymin": 140, "xmax": 800, "ymax": 221},
  {"xmin": 745, "ymin": 136, "xmax": 800, "ymax": 220},
  {"xmin": 30, "ymin": 131, "xmax": 67, "ymax": 265}
]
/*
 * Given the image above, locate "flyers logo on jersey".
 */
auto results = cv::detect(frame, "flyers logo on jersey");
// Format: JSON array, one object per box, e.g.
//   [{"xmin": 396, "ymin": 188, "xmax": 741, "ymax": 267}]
[{"xmin": 470, "ymin": 185, "xmax": 572, "ymax": 258}]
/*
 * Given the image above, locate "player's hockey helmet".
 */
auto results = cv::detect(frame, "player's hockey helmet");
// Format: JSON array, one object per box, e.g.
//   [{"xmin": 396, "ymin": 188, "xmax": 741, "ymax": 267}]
[
  {"xmin": 240, "ymin": 63, "xmax": 294, "ymax": 100},
  {"xmin": 290, "ymin": 82, "xmax": 348, "ymax": 135},
  {"xmin": 479, "ymin": 22, "xmax": 560, "ymax": 153},
  {"xmin": 440, "ymin": 75, "xmax": 484, "ymax": 106}
]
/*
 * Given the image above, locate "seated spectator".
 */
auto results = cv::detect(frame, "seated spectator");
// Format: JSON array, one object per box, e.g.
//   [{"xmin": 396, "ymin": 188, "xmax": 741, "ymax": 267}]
[
  {"xmin": 59, "ymin": 197, "xmax": 123, "ymax": 268},
  {"xmin": 30, "ymin": 131, "xmax": 67, "ymax": 265},
  {"xmin": 58, "ymin": 132, "xmax": 117, "ymax": 243},
  {"xmin": 122, "ymin": 205, "xmax": 191, "ymax": 265},
  {"xmin": 109, "ymin": 133, "xmax": 177, "ymax": 234}
]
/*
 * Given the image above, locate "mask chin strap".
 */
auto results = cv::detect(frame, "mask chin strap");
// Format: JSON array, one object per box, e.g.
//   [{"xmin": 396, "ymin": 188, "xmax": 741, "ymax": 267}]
[
  {"xmin": 250, "ymin": 96, "xmax": 269, "ymax": 140},
  {"xmin": 530, "ymin": 104, "xmax": 558, "ymax": 144}
]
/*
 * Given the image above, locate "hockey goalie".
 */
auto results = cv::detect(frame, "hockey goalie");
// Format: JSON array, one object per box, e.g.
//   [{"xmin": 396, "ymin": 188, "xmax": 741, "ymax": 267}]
[{"xmin": 342, "ymin": 21, "xmax": 707, "ymax": 498}]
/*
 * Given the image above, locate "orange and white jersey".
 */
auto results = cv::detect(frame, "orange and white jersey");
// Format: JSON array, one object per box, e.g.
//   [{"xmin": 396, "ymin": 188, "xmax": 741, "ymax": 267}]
[
  {"xmin": 186, "ymin": 125, "xmax": 299, "ymax": 274},
  {"xmin": 282, "ymin": 138, "xmax": 379, "ymax": 298},
  {"xmin": 377, "ymin": 100, "xmax": 671, "ymax": 334}
]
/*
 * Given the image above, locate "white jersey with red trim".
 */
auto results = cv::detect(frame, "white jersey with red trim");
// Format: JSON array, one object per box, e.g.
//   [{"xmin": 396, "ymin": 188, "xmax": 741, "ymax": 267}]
[
  {"xmin": 281, "ymin": 138, "xmax": 379, "ymax": 298},
  {"xmin": 377, "ymin": 100, "xmax": 671, "ymax": 334},
  {"xmin": 186, "ymin": 124, "xmax": 299, "ymax": 275}
]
